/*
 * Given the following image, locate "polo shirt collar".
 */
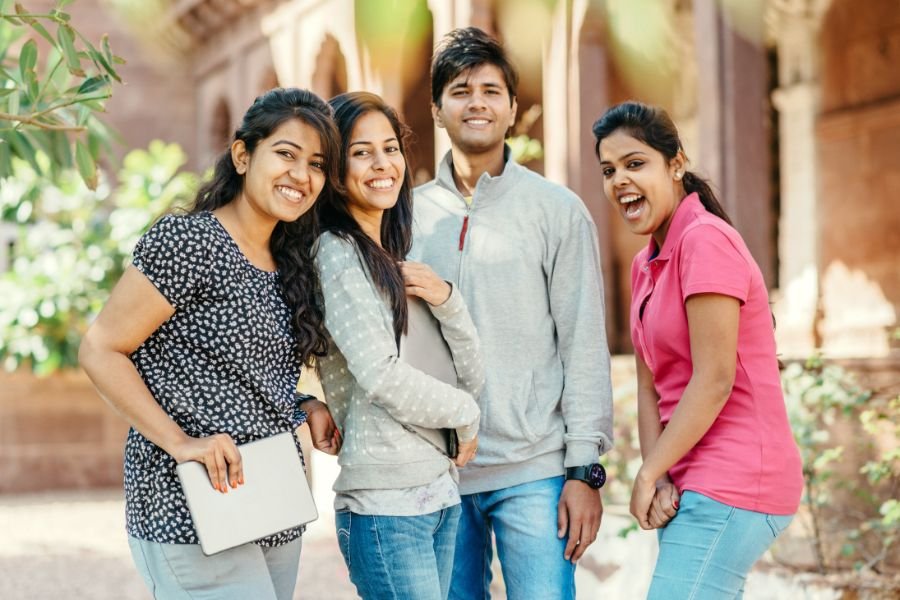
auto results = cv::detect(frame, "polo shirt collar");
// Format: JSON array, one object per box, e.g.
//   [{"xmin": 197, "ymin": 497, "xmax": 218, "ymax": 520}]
[{"xmin": 648, "ymin": 192, "xmax": 704, "ymax": 261}]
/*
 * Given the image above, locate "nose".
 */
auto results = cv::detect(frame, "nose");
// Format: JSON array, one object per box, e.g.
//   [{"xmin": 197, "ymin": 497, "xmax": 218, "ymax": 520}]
[
  {"xmin": 289, "ymin": 161, "xmax": 311, "ymax": 184},
  {"xmin": 467, "ymin": 90, "xmax": 487, "ymax": 111},
  {"xmin": 372, "ymin": 150, "xmax": 389, "ymax": 171},
  {"xmin": 612, "ymin": 168, "xmax": 630, "ymax": 188}
]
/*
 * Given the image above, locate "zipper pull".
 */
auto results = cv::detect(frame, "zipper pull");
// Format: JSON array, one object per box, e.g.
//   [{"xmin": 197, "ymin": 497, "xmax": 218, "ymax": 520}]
[{"xmin": 458, "ymin": 214, "xmax": 470, "ymax": 251}]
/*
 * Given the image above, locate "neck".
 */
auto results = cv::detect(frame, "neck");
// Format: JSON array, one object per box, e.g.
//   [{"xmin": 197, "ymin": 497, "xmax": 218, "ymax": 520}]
[
  {"xmin": 349, "ymin": 206, "xmax": 384, "ymax": 247},
  {"xmin": 214, "ymin": 197, "xmax": 277, "ymax": 252},
  {"xmin": 449, "ymin": 144, "xmax": 506, "ymax": 197}
]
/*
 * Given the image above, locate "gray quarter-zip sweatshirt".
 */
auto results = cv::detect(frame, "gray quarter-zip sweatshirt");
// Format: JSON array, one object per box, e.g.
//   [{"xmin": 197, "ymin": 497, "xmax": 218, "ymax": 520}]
[{"xmin": 410, "ymin": 150, "xmax": 614, "ymax": 495}]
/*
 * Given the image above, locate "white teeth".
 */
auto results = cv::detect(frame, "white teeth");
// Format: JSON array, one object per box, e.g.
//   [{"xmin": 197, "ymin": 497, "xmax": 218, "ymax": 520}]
[
  {"xmin": 466, "ymin": 119, "xmax": 489, "ymax": 125},
  {"xmin": 619, "ymin": 194, "xmax": 642, "ymax": 204},
  {"xmin": 367, "ymin": 179, "xmax": 393, "ymax": 190},
  {"xmin": 277, "ymin": 186, "xmax": 303, "ymax": 200}
]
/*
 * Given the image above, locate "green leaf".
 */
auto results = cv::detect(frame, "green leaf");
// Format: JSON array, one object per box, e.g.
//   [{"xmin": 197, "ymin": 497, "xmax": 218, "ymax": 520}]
[
  {"xmin": 56, "ymin": 23, "xmax": 84, "ymax": 77},
  {"xmin": 0, "ymin": 87, "xmax": 14, "ymax": 98},
  {"xmin": 18, "ymin": 39, "xmax": 37, "ymax": 73},
  {"xmin": 86, "ymin": 47, "xmax": 121, "ymax": 83},
  {"xmin": 6, "ymin": 129, "xmax": 41, "ymax": 173},
  {"xmin": 27, "ymin": 19, "xmax": 56, "ymax": 47},
  {"xmin": 75, "ymin": 138, "xmax": 97, "ymax": 189},
  {"xmin": 76, "ymin": 75, "xmax": 108, "ymax": 95},
  {"xmin": 57, "ymin": 0, "xmax": 76, "ymax": 8},
  {"xmin": 0, "ymin": 136, "xmax": 11, "ymax": 178}
]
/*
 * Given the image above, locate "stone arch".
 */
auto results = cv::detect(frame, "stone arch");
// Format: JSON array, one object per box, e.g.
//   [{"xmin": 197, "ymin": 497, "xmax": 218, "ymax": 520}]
[{"xmin": 311, "ymin": 34, "xmax": 348, "ymax": 100}]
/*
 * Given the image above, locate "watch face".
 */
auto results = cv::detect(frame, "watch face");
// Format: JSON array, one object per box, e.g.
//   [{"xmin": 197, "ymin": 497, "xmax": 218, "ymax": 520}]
[{"xmin": 589, "ymin": 464, "xmax": 606, "ymax": 488}]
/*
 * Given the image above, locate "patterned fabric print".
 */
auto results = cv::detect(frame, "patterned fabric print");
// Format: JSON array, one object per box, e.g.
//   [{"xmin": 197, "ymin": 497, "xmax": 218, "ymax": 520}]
[{"xmin": 126, "ymin": 212, "xmax": 304, "ymax": 546}]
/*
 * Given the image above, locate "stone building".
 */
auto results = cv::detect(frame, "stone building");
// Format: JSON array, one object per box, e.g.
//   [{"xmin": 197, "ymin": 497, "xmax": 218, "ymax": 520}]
[{"xmin": 159, "ymin": 0, "xmax": 899, "ymax": 364}]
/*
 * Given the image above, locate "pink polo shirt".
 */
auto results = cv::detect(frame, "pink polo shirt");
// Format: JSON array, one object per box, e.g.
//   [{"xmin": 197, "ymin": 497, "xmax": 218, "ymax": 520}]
[{"xmin": 630, "ymin": 193, "xmax": 802, "ymax": 515}]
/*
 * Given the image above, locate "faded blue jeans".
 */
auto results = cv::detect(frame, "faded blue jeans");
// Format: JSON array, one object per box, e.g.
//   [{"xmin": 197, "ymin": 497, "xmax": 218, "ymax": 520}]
[
  {"xmin": 648, "ymin": 490, "xmax": 794, "ymax": 599},
  {"xmin": 450, "ymin": 476, "xmax": 576, "ymax": 600},
  {"xmin": 335, "ymin": 504, "xmax": 461, "ymax": 600},
  {"xmin": 127, "ymin": 536, "xmax": 301, "ymax": 599}
]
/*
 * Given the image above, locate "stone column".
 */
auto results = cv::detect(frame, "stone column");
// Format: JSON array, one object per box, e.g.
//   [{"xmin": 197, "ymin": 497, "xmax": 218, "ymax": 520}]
[
  {"xmin": 693, "ymin": 0, "xmax": 774, "ymax": 287},
  {"xmin": 769, "ymin": 1, "xmax": 828, "ymax": 357}
]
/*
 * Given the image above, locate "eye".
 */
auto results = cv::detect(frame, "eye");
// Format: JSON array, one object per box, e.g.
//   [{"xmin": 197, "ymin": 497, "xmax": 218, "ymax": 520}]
[
  {"xmin": 353, "ymin": 149, "xmax": 370, "ymax": 158},
  {"xmin": 627, "ymin": 159, "xmax": 644, "ymax": 169},
  {"xmin": 277, "ymin": 149, "xmax": 294, "ymax": 159},
  {"xmin": 385, "ymin": 145, "xmax": 400, "ymax": 154},
  {"xmin": 452, "ymin": 89, "xmax": 469, "ymax": 97},
  {"xmin": 310, "ymin": 160, "xmax": 325, "ymax": 171},
  {"xmin": 601, "ymin": 167, "xmax": 615, "ymax": 178}
]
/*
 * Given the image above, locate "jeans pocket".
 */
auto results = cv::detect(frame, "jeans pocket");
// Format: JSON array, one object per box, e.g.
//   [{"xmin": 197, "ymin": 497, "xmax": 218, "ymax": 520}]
[
  {"xmin": 765, "ymin": 513, "xmax": 794, "ymax": 539},
  {"xmin": 335, "ymin": 511, "xmax": 352, "ymax": 569}
]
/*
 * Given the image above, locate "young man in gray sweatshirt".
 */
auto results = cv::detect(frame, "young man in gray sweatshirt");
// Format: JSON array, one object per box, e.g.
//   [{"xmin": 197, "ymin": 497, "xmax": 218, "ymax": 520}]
[{"xmin": 409, "ymin": 27, "xmax": 614, "ymax": 600}]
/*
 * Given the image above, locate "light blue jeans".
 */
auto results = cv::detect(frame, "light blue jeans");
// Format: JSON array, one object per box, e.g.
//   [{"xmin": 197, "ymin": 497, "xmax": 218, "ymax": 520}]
[
  {"xmin": 451, "ymin": 476, "xmax": 576, "ymax": 600},
  {"xmin": 127, "ymin": 536, "xmax": 301, "ymax": 599},
  {"xmin": 648, "ymin": 491, "xmax": 794, "ymax": 599},
  {"xmin": 335, "ymin": 504, "xmax": 461, "ymax": 600}
]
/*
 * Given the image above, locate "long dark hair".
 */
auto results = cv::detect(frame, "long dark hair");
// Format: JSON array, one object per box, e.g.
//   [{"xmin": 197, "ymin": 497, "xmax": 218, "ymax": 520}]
[
  {"xmin": 190, "ymin": 87, "xmax": 339, "ymax": 366},
  {"xmin": 592, "ymin": 101, "xmax": 732, "ymax": 225},
  {"xmin": 318, "ymin": 91, "xmax": 414, "ymax": 343}
]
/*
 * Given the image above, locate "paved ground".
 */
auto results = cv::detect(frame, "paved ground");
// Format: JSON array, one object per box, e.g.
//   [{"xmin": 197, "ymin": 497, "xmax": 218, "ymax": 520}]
[{"xmin": 0, "ymin": 455, "xmax": 854, "ymax": 599}]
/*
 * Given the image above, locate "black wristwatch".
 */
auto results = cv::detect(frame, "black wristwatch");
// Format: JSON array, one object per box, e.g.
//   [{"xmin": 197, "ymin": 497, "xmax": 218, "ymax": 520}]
[{"xmin": 566, "ymin": 463, "xmax": 607, "ymax": 489}]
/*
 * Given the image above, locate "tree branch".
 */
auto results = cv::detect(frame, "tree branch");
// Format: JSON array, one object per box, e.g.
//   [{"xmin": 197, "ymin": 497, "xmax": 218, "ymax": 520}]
[{"xmin": 0, "ymin": 112, "xmax": 86, "ymax": 132}]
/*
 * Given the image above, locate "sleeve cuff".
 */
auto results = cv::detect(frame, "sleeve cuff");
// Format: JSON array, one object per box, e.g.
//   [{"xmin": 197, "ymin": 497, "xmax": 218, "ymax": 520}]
[
  {"xmin": 429, "ymin": 283, "xmax": 463, "ymax": 320},
  {"xmin": 564, "ymin": 440, "xmax": 601, "ymax": 468},
  {"xmin": 456, "ymin": 421, "xmax": 479, "ymax": 443}
]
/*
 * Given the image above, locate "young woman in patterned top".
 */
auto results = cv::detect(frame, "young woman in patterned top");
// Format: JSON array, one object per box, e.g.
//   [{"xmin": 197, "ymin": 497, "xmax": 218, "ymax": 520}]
[
  {"xmin": 80, "ymin": 88, "xmax": 343, "ymax": 599},
  {"xmin": 314, "ymin": 91, "xmax": 484, "ymax": 600}
]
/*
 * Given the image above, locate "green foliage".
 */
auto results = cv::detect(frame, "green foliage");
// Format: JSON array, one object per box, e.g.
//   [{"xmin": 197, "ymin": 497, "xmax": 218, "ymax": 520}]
[
  {"xmin": 1, "ymin": 0, "xmax": 124, "ymax": 188},
  {"xmin": 0, "ymin": 141, "xmax": 198, "ymax": 374},
  {"xmin": 782, "ymin": 357, "xmax": 899, "ymax": 574}
]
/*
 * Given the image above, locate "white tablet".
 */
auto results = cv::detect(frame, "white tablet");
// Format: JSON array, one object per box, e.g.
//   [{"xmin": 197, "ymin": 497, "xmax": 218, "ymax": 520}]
[{"xmin": 176, "ymin": 431, "xmax": 318, "ymax": 555}]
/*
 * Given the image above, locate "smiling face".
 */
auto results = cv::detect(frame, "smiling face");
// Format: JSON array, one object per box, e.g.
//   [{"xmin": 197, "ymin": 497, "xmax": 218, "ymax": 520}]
[
  {"xmin": 598, "ymin": 129, "xmax": 686, "ymax": 246},
  {"xmin": 343, "ymin": 110, "xmax": 407, "ymax": 229},
  {"xmin": 432, "ymin": 63, "xmax": 517, "ymax": 157},
  {"xmin": 233, "ymin": 117, "xmax": 326, "ymax": 225}
]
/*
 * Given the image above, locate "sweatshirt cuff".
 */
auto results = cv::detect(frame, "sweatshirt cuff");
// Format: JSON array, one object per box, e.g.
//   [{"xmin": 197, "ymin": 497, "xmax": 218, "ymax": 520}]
[
  {"xmin": 456, "ymin": 421, "xmax": 479, "ymax": 443},
  {"xmin": 429, "ymin": 283, "xmax": 463, "ymax": 319},
  {"xmin": 564, "ymin": 441, "xmax": 600, "ymax": 468}
]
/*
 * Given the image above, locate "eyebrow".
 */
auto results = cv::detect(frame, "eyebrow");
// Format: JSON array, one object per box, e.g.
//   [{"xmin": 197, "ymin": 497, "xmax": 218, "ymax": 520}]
[
  {"xmin": 271, "ymin": 139, "xmax": 324, "ymax": 158},
  {"xmin": 448, "ymin": 81, "xmax": 503, "ymax": 90},
  {"xmin": 599, "ymin": 150, "xmax": 646, "ymax": 165},
  {"xmin": 349, "ymin": 137, "xmax": 399, "ymax": 147}
]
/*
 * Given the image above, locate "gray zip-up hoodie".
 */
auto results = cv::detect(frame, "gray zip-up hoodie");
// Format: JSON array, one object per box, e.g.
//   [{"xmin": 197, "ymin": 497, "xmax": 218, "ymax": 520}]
[{"xmin": 410, "ymin": 150, "xmax": 614, "ymax": 495}]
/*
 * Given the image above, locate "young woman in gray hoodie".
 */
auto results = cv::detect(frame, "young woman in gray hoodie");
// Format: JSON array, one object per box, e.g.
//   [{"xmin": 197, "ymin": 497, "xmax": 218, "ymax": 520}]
[{"xmin": 314, "ymin": 91, "xmax": 484, "ymax": 600}]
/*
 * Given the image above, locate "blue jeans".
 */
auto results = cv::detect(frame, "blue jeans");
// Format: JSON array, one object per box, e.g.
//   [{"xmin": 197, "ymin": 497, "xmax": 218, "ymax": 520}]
[
  {"xmin": 335, "ymin": 505, "xmax": 461, "ymax": 600},
  {"xmin": 648, "ymin": 491, "xmax": 794, "ymax": 599},
  {"xmin": 451, "ymin": 476, "xmax": 576, "ymax": 600},
  {"xmin": 127, "ymin": 536, "xmax": 301, "ymax": 600}
]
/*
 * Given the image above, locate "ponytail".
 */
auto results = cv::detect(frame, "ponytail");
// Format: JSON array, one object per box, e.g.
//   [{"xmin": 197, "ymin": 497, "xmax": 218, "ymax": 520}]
[{"xmin": 681, "ymin": 171, "xmax": 732, "ymax": 226}]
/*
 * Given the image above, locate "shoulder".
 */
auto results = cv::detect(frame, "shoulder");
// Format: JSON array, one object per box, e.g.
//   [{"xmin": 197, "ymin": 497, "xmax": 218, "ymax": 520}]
[
  {"xmin": 518, "ymin": 168, "xmax": 590, "ymax": 215},
  {"xmin": 679, "ymin": 217, "xmax": 749, "ymax": 262},
  {"xmin": 315, "ymin": 231, "xmax": 363, "ymax": 275},
  {"xmin": 143, "ymin": 212, "xmax": 216, "ymax": 242}
]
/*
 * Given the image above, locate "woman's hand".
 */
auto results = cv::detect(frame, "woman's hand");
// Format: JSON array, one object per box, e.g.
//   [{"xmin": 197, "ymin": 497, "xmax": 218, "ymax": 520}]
[
  {"xmin": 301, "ymin": 398, "xmax": 342, "ymax": 455},
  {"xmin": 630, "ymin": 467, "xmax": 657, "ymax": 530},
  {"xmin": 400, "ymin": 261, "xmax": 451, "ymax": 306},
  {"xmin": 172, "ymin": 433, "xmax": 243, "ymax": 494},
  {"xmin": 648, "ymin": 477, "xmax": 680, "ymax": 529},
  {"xmin": 454, "ymin": 435, "xmax": 478, "ymax": 468}
]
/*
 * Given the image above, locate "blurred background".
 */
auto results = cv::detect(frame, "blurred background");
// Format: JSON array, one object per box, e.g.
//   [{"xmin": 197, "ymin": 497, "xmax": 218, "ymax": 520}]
[{"xmin": 1, "ymin": 0, "xmax": 898, "ymax": 598}]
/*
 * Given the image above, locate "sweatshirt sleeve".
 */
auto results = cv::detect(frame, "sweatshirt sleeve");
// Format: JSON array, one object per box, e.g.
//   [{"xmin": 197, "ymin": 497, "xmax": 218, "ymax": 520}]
[
  {"xmin": 429, "ymin": 284, "xmax": 486, "ymax": 442},
  {"xmin": 316, "ymin": 234, "xmax": 481, "ymax": 435},
  {"xmin": 547, "ymin": 204, "xmax": 614, "ymax": 466}
]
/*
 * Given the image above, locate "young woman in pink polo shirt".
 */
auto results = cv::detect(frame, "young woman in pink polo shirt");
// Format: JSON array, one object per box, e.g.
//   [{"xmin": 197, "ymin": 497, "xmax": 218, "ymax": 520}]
[{"xmin": 592, "ymin": 102, "xmax": 803, "ymax": 599}]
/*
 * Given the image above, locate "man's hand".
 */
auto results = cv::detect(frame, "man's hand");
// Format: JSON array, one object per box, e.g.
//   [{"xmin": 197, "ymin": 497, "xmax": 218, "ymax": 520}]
[
  {"xmin": 454, "ymin": 435, "xmax": 478, "ymax": 468},
  {"xmin": 557, "ymin": 479, "xmax": 603, "ymax": 562},
  {"xmin": 301, "ymin": 398, "xmax": 342, "ymax": 455}
]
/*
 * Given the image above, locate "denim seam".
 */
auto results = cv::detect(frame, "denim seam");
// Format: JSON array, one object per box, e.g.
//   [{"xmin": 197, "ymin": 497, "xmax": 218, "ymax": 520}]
[
  {"xmin": 686, "ymin": 505, "xmax": 735, "ymax": 600},
  {"xmin": 482, "ymin": 508, "xmax": 492, "ymax": 600},
  {"xmin": 157, "ymin": 542, "xmax": 198, "ymax": 600},
  {"xmin": 371, "ymin": 516, "xmax": 399, "ymax": 599},
  {"xmin": 339, "ymin": 512, "xmax": 352, "ymax": 569},
  {"xmin": 132, "ymin": 539, "xmax": 160, "ymax": 600}
]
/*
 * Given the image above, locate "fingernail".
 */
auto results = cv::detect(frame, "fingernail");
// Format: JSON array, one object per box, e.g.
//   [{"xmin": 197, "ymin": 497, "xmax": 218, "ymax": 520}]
[{"xmin": 673, "ymin": 500, "xmax": 679, "ymax": 509}]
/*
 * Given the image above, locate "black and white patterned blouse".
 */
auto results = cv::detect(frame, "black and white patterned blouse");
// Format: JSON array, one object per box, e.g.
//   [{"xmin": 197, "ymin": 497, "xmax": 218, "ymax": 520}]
[{"xmin": 125, "ymin": 211, "xmax": 306, "ymax": 546}]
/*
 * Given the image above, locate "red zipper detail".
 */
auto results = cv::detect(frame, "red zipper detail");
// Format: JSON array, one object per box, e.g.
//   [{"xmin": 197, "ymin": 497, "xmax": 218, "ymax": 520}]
[{"xmin": 458, "ymin": 215, "xmax": 469, "ymax": 251}]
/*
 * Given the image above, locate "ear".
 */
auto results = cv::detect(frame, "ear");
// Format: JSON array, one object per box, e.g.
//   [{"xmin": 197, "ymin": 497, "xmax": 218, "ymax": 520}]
[
  {"xmin": 231, "ymin": 140, "xmax": 249, "ymax": 175},
  {"xmin": 431, "ymin": 102, "xmax": 445, "ymax": 129},
  {"xmin": 670, "ymin": 150, "xmax": 687, "ymax": 181}
]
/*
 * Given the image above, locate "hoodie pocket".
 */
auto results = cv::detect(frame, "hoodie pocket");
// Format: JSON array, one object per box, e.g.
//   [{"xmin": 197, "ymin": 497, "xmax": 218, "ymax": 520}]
[{"xmin": 483, "ymin": 371, "xmax": 539, "ymax": 442}]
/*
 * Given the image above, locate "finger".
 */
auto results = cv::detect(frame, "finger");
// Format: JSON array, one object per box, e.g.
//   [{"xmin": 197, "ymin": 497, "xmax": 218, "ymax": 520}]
[
  {"xmin": 563, "ymin": 522, "xmax": 583, "ymax": 561},
  {"xmin": 224, "ymin": 442, "xmax": 243, "ymax": 488},
  {"xmin": 213, "ymin": 443, "xmax": 228, "ymax": 493},
  {"xmin": 557, "ymin": 498, "xmax": 569, "ymax": 539},
  {"xmin": 204, "ymin": 456, "xmax": 221, "ymax": 492}
]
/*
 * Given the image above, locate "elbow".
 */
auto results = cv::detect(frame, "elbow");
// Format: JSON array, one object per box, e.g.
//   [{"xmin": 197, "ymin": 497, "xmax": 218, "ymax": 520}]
[{"xmin": 693, "ymin": 368, "xmax": 734, "ymax": 407}]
